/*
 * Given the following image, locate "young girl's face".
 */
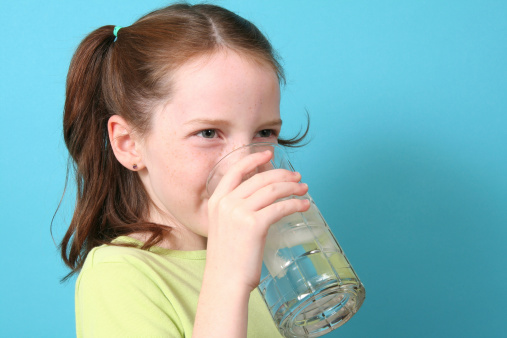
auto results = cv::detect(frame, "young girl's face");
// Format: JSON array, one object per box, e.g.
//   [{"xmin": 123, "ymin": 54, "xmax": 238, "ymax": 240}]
[{"xmin": 137, "ymin": 50, "xmax": 281, "ymax": 249}]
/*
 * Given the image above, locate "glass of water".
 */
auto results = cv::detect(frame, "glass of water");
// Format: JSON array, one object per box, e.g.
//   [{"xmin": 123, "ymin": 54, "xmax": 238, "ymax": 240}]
[{"xmin": 207, "ymin": 142, "xmax": 365, "ymax": 338}]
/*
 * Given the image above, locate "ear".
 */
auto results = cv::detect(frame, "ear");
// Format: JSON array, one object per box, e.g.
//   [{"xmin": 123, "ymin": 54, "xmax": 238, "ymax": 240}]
[{"xmin": 108, "ymin": 115, "xmax": 144, "ymax": 171}]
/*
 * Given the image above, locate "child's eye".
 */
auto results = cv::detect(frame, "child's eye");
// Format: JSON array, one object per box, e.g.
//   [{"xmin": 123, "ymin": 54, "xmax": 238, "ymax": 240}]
[
  {"xmin": 197, "ymin": 129, "xmax": 217, "ymax": 138},
  {"xmin": 257, "ymin": 129, "xmax": 276, "ymax": 138}
]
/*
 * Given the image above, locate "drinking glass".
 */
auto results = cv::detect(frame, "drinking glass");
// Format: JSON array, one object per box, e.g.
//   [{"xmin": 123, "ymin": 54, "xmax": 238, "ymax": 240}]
[{"xmin": 207, "ymin": 142, "xmax": 365, "ymax": 338}]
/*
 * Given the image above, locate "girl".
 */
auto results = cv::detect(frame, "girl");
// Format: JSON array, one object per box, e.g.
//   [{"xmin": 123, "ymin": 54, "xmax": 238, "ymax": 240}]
[{"xmin": 61, "ymin": 3, "xmax": 309, "ymax": 337}]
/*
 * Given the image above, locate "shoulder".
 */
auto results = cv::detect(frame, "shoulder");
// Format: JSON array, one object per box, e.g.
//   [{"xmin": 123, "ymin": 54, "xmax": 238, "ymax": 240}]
[
  {"xmin": 76, "ymin": 243, "xmax": 164, "ymax": 299},
  {"xmin": 80, "ymin": 239, "xmax": 206, "ymax": 278},
  {"xmin": 75, "ymin": 244, "xmax": 185, "ymax": 337},
  {"xmin": 82, "ymin": 242, "xmax": 150, "ymax": 268},
  {"xmin": 76, "ymin": 242, "xmax": 173, "ymax": 301}
]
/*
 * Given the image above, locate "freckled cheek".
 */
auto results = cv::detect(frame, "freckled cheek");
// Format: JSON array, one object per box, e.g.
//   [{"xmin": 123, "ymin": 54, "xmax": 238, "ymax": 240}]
[
  {"xmin": 167, "ymin": 152, "xmax": 216, "ymax": 190},
  {"xmin": 154, "ymin": 143, "xmax": 229, "ymax": 196}
]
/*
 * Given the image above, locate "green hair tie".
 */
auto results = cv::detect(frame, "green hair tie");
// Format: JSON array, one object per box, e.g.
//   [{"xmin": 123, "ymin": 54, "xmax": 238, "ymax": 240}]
[{"xmin": 113, "ymin": 26, "xmax": 122, "ymax": 41}]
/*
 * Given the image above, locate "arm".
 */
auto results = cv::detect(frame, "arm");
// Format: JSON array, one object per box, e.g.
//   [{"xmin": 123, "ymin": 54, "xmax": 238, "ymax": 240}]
[{"xmin": 193, "ymin": 266, "xmax": 251, "ymax": 337}]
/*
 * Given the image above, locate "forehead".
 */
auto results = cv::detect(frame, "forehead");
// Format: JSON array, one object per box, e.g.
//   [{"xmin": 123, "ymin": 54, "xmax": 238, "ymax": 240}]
[
  {"xmin": 148, "ymin": 48, "xmax": 281, "ymax": 131},
  {"xmin": 174, "ymin": 49, "xmax": 278, "ymax": 85},
  {"xmin": 167, "ymin": 49, "xmax": 280, "ymax": 107}
]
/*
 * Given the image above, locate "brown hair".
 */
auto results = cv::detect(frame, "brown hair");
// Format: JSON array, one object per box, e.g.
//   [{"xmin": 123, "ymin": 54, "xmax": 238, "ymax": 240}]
[{"xmin": 60, "ymin": 3, "xmax": 308, "ymax": 277}]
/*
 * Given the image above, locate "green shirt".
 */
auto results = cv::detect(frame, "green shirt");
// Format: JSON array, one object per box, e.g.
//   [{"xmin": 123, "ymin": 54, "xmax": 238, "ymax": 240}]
[{"xmin": 75, "ymin": 236, "xmax": 282, "ymax": 337}]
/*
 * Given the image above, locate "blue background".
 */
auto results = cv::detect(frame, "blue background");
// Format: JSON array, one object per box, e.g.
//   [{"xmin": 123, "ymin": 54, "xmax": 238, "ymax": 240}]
[{"xmin": 1, "ymin": 0, "xmax": 506, "ymax": 337}]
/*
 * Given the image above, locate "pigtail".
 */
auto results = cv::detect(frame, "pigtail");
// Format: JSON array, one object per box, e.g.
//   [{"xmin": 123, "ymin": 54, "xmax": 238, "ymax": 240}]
[
  {"xmin": 61, "ymin": 26, "xmax": 117, "ymax": 273},
  {"xmin": 61, "ymin": 26, "xmax": 164, "ymax": 277}
]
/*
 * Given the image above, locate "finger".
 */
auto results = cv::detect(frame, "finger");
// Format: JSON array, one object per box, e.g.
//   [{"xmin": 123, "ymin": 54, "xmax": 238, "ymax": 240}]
[
  {"xmin": 232, "ymin": 169, "xmax": 302, "ymax": 199},
  {"xmin": 256, "ymin": 198, "xmax": 311, "ymax": 229},
  {"xmin": 243, "ymin": 182, "xmax": 309, "ymax": 211},
  {"xmin": 211, "ymin": 150, "xmax": 273, "ymax": 198}
]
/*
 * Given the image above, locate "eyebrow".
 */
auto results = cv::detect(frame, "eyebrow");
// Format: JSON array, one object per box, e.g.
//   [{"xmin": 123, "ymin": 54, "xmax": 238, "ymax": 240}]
[
  {"xmin": 258, "ymin": 119, "xmax": 283, "ymax": 129},
  {"xmin": 183, "ymin": 118, "xmax": 232, "ymax": 127},
  {"xmin": 184, "ymin": 118, "xmax": 283, "ymax": 128}
]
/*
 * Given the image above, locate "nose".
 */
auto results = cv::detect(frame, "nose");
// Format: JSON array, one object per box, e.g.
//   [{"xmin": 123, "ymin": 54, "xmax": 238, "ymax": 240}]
[
  {"xmin": 207, "ymin": 140, "xmax": 253, "ymax": 197},
  {"xmin": 222, "ymin": 137, "xmax": 252, "ymax": 157},
  {"xmin": 231, "ymin": 138, "xmax": 251, "ymax": 152}
]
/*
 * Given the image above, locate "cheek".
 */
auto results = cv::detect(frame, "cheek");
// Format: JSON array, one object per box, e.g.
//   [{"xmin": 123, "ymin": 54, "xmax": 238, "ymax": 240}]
[
  {"xmin": 144, "ymin": 138, "xmax": 229, "ymax": 207},
  {"xmin": 164, "ymin": 150, "xmax": 220, "ymax": 195}
]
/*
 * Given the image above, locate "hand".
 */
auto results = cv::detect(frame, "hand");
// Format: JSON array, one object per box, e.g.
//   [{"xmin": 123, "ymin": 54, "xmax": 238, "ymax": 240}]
[
  {"xmin": 194, "ymin": 150, "xmax": 310, "ymax": 338},
  {"xmin": 205, "ymin": 150, "xmax": 310, "ymax": 291}
]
